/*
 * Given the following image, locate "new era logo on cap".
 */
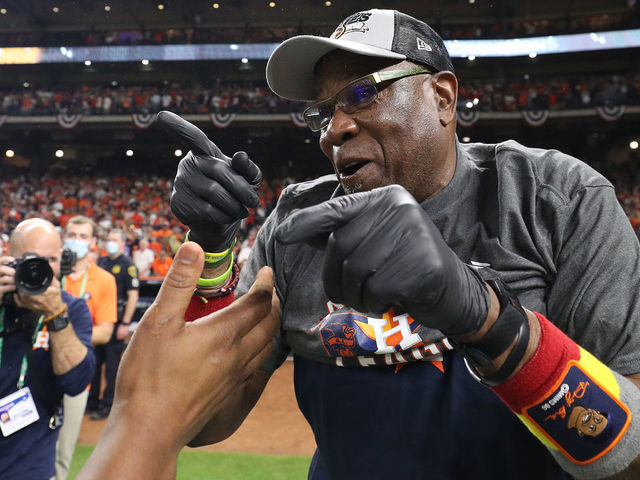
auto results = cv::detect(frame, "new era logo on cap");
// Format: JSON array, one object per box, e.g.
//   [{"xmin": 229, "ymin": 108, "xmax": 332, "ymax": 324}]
[{"xmin": 416, "ymin": 37, "xmax": 432, "ymax": 51}]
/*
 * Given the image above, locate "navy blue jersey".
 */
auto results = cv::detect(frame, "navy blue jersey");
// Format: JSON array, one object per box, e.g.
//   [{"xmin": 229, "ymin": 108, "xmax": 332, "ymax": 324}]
[{"xmin": 295, "ymin": 352, "xmax": 573, "ymax": 480}]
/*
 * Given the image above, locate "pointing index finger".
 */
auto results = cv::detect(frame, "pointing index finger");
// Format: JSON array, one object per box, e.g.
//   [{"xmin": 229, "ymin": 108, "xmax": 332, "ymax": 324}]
[
  {"xmin": 275, "ymin": 192, "xmax": 371, "ymax": 246},
  {"xmin": 156, "ymin": 111, "xmax": 228, "ymax": 161}
]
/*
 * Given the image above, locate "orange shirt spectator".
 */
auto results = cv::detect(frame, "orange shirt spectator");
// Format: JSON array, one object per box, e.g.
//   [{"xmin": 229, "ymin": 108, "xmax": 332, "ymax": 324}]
[
  {"xmin": 148, "ymin": 238, "xmax": 163, "ymax": 254},
  {"xmin": 151, "ymin": 251, "xmax": 172, "ymax": 277}
]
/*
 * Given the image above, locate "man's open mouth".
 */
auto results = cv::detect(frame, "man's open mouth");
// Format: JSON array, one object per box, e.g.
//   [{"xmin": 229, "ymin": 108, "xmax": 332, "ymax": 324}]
[{"xmin": 340, "ymin": 160, "xmax": 369, "ymax": 177}]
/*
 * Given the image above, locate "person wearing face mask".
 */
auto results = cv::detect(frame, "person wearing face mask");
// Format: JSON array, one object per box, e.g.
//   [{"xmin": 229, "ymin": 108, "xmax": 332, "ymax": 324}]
[
  {"xmin": 55, "ymin": 215, "xmax": 117, "ymax": 480},
  {"xmin": 90, "ymin": 229, "xmax": 139, "ymax": 421}
]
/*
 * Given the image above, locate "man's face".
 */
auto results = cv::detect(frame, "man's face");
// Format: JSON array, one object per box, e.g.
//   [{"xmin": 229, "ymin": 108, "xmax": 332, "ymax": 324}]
[
  {"xmin": 64, "ymin": 222, "xmax": 96, "ymax": 256},
  {"xmin": 314, "ymin": 52, "xmax": 457, "ymax": 203},
  {"xmin": 11, "ymin": 228, "xmax": 62, "ymax": 277},
  {"xmin": 106, "ymin": 232, "xmax": 125, "ymax": 255}
]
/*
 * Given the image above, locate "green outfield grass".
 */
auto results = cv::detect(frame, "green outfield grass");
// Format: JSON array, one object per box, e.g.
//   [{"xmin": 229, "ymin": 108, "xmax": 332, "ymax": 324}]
[{"xmin": 69, "ymin": 444, "xmax": 312, "ymax": 479}]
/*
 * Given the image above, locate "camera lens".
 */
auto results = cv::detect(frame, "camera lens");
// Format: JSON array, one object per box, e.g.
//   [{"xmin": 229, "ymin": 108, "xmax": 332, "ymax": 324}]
[{"xmin": 15, "ymin": 257, "xmax": 54, "ymax": 296}]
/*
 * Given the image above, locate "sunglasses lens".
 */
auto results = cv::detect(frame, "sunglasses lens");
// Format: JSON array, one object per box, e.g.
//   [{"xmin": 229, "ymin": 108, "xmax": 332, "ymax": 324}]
[{"xmin": 341, "ymin": 80, "xmax": 377, "ymax": 112}]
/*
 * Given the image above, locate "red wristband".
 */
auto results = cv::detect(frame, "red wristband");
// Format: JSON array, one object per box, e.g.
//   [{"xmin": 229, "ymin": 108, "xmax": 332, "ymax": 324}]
[
  {"xmin": 185, "ymin": 290, "xmax": 235, "ymax": 322},
  {"xmin": 492, "ymin": 312, "xmax": 631, "ymax": 466},
  {"xmin": 493, "ymin": 312, "xmax": 580, "ymax": 411}
]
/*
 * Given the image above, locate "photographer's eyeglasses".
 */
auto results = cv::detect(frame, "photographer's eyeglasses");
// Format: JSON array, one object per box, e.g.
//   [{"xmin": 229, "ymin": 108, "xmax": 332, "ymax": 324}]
[{"xmin": 303, "ymin": 67, "xmax": 434, "ymax": 132}]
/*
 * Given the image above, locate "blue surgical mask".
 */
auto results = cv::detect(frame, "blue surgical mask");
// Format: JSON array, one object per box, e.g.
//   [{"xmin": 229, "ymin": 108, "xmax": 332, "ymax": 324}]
[
  {"xmin": 105, "ymin": 241, "xmax": 119, "ymax": 256},
  {"xmin": 64, "ymin": 239, "xmax": 90, "ymax": 259}
]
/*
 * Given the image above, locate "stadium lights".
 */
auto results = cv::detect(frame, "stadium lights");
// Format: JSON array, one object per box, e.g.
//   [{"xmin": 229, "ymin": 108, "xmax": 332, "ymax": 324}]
[
  {"xmin": 55, "ymin": 150, "xmax": 64, "ymax": 158},
  {"xmin": 529, "ymin": 51, "xmax": 538, "ymax": 58},
  {"xmin": 157, "ymin": 3, "xmax": 165, "ymax": 10},
  {"xmin": 104, "ymin": 4, "xmax": 111, "ymax": 11},
  {"xmin": 5, "ymin": 150, "xmax": 14, "ymax": 158},
  {"xmin": 52, "ymin": 6, "xmax": 59, "ymax": 13},
  {"xmin": 241, "ymin": 57, "xmax": 248, "ymax": 63},
  {"xmin": 212, "ymin": 2, "xmax": 219, "ymax": 8},
  {"xmin": 22, "ymin": 82, "xmax": 30, "ymax": 88},
  {"xmin": 630, "ymin": 141, "xmax": 639, "ymax": 150},
  {"xmin": 84, "ymin": 60, "xmax": 92, "ymax": 66},
  {"xmin": 325, "ymin": 1, "xmax": 332, "ymax": 6},
  {"xmin": 268, "ymin": 1, "xmax": 276, "ymax": 7},
  {"xmin": 126, "ymin": 149, "xmax": 134, "ymax": 157},
  {"xmin": 141, "ymin": 59, "xmax": 150, "ymax": 65},
  {"xmin": 174, "ymin": 149, "xmax": 182, "ymax": 157},
  {"xmin": 469, "ymin": 0, "xmax": 476, "ymax": 3},
  {"xmin": 468, "ymin": 55, "xmax": 476, "ymax": 61},
  {"xmin": 0, "ymin": 8, "xmax": 7, "ymax": 14}
]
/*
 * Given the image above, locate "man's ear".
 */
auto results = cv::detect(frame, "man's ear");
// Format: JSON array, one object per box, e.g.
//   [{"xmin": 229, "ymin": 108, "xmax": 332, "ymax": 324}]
[{"xmin": 432, "ymin": 71, "xmax": 458, "ymax": 127}]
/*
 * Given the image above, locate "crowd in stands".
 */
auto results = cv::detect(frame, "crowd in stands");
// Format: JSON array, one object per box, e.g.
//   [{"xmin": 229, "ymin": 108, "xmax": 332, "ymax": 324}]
[
  {"xmin": 0, "ymin": 172, "xmax": 293, "ymax": 279},
  {"xmin": 2, "ymin": 73, "xmax": 640, "ymax": 117},
  {"xmin": 0, "ymin": 11, "xmax": 637, "ymax": 48},
  {"xmin": 457, "ymin": 74, "xmax": 640, "ymax": 112},
  {"xmin": 2, "ymin": 165, "xmax": 640, "ymax": 278},
  {"xmin": 0, "ymin": 83, "xmax": 299, "ymax": 116}
]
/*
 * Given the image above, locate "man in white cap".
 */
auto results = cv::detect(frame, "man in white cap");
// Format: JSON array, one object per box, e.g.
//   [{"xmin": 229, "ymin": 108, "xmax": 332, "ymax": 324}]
[{"xmin": 80, "ymin": 9, "xmax": 640, "ymax": 480}]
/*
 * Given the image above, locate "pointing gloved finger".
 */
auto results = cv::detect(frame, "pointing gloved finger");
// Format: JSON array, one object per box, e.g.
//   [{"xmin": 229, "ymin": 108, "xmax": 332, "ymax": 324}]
[
  {"xmin": 156, "ymin": 111, "xmax": 228, "ymax": 160},
  {"xmin": 275, "ymin": 191, "xmax": 373, "ymax": 246},
  {"xmin": 276, "ymin": 185, "xmax": 418, "ymax": 247}
]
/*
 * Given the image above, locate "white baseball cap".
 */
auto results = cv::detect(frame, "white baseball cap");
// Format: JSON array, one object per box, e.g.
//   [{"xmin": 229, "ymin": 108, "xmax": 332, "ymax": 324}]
[{"xmin": 266, "ymin": 9, "xmax": 455, "ymax": 101}]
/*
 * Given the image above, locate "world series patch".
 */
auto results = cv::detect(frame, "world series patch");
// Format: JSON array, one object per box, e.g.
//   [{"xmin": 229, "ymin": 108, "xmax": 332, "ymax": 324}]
[{"xmin": 524, "ymin": 361, "xmax": 631, "ymax": 464}]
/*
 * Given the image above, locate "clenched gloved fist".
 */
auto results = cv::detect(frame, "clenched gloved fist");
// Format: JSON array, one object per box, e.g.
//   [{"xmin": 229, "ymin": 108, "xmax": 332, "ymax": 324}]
[
  {"xmin": 275, "ymin": 185, "xmax": 490, "ymax": 338},
  {"xmin": 157, "ymin": 111, "xmax": 262, "ymax": 253}
]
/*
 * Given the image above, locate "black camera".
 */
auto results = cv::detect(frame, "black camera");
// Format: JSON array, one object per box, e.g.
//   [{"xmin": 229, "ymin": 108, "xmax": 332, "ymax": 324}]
[
  {"xmin": 60, "ymin": 248, "xmax": 77, "ymax": 277},
  {"xmin": 4, "ymin": 253, "xmax": 54, "ymax": 296}
]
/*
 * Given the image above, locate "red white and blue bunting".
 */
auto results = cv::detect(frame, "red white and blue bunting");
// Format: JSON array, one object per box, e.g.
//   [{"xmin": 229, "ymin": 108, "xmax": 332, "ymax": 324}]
[
  {"xmin": 57, "ymin": 114, "xmax": 83, "ymax": 129},
  {"xmin": 521, "ymin": 110, "xmax": 549, "ymax": 127},
  {"xmin": 457, "ymin": 109, "xmax": 480, "ymax": 127},
  {"xmin": 131, "ymin": 113, "xmax": 156, "ymax": 129},
  {"xmin": 596, "ymin": 105, "xmax": 625, "ymax": 122},
  {"xmin": 289, "ymin": 112, "xmax": 307, "ymax": 129},
  {"xmin": 210, "ymin": 113, "xmax": 235, "ymax": 128}
]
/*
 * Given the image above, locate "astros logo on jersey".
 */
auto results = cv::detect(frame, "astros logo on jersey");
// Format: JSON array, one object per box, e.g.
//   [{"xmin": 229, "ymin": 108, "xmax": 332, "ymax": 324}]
[{"xmin": 314, "ymin": 303, "xmax": 422, "ymax": 357}]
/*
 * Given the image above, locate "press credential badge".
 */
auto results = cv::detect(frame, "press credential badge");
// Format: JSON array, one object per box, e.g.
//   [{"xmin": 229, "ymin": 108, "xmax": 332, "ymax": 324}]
[{"xmin": 0, "ymin": 387, "xmax": 39, "ymax": 437}]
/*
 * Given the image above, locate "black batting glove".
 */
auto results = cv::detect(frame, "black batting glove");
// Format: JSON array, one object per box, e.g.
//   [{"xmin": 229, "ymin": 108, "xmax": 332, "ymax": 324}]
[
  {"xmin": 156, "ymin": 111, "xmax": 262, "ymax": 253},
  {"xmin": 275, "ymin": 185, "xmax": 490, "ymax": 339}
]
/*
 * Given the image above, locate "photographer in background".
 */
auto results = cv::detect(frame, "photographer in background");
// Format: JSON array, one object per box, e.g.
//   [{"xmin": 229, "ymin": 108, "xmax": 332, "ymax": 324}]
[
  {"xmin": 89, "ymin": 228, "xmax": 139, "ymax": 420},
  {"xmin": 0, "ymin": 218, "xmax": 94, "ymax": 479}
]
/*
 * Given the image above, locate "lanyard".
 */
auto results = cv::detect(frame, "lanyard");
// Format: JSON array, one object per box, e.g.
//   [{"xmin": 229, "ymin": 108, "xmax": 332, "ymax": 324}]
[
  {"xmin": 0, "ymin": 307, "xmax": 45, "ymax": 389},
  {"xmin": 62, "ymin": 267, "xmax": 89, "ymax": 299}
]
